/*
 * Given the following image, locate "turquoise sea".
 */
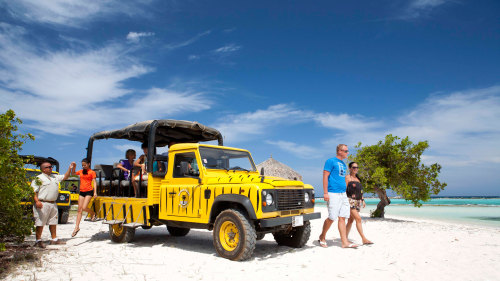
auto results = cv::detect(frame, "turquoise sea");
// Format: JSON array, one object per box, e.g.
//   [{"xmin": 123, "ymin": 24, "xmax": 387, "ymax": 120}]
[{"xmin": 315, "ymin": 197, "xmax": 500, "ymax": 228}]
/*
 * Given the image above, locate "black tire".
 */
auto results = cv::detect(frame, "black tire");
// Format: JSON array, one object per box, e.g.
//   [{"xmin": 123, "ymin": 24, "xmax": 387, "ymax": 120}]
[
  {"xmin": 213, "ymin": 209, "xmax": 256, "ymax": 261},
  {"xmin": 167, "ymin": 226, "xmax": 190, "ymax": 236},
  {"xmin": 109, "ymin": 224, "xmax": 135, "ymax": 243},
  {"xmin": 256, "ymin": 233, "xmax": 266, "ymax": 240},
  {"xmin": 58, "ymin": 209, "xmax": 69, "ymax": 224},
  {"xmin": 273, "ymin": 221, "xmax": 311, "ymax": 248},
  {"xmin": 141, "ymin": 225, "xmax": 152, "ymax": 230}
]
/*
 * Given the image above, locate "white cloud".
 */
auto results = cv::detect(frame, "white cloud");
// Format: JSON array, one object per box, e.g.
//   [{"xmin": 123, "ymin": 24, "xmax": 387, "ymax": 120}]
[
  {"xmin": 211, "ymin": 104, "xmax": 313, "ymax": 143},
  {"xmin": 164, "ymin": 30, "xmax": 212, "ymax": 51},
  {"xmin": 314, "ymin": 113, "xmax": 383, "ymax": 132},
  {"xmin": 316, "ymin": 86, "xmax": 500, "ymax": 168},
  {"xmin": 266, "ymin": 140, "xmax": 323, "ymax": 159},
  {"xmin": 0, "ymin": 23, "xmax": 212, "ymax": 135},
  {"xmin": 188, "ymin": 55, "xmax": 200, "ymax": 61},
  {"xmin": 404, "ymin": 0, "xmax": 451, "ymax": 19},
  {"xmin": 213, "ymin": 44, "xmax": 241, "ymax": 54},
  {"xmin": 127, "ymin": 32, "xmax": 155, "ymax": 43},
  {"xmin": 2, "ymin": 0, "xmax": 150, "ymax": 28},
  {"xmin": 231, "ymin": 86, "xmax": 500, "ymax": 169},
  {"xmin": 391, "ymin": 86, "xmax": 500, "ymax": 166}
]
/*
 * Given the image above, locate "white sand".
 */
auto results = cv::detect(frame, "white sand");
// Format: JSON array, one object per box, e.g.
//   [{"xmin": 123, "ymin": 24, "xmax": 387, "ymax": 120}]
[{"xmin": 7, "ymin": 206, "xmax": 500, "ymax": 281}]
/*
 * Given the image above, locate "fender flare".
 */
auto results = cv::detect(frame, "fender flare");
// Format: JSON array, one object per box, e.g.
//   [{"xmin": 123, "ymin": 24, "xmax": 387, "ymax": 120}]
[{"xmin": 210, "ymin": 194, "xmax": 257, "ymax": 222}]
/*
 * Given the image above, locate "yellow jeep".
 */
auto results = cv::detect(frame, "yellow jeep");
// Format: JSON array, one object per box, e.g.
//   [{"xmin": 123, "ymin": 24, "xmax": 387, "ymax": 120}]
[
  {"xmin": 21, "ymin": 156, "xmax": 72, "ymax": 224},
  {"xmin": 61, "ymin": 176, "xmax": 80, "ymax": 204},
  {"xmin": 87, "ymin": 120, "xmax": 320, "ymax": 261}
]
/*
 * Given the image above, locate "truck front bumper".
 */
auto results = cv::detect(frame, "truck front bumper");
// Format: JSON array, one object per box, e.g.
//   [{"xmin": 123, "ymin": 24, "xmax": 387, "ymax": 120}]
[{"xmin": 259, "ymin": 212, "xmax": 321, "ymax": 228}]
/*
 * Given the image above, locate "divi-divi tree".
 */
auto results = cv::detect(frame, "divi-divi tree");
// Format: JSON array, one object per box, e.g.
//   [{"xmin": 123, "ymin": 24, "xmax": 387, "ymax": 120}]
[{"xmin": 350, "ymin": 134, "xmax": 447, "ymax": 218}]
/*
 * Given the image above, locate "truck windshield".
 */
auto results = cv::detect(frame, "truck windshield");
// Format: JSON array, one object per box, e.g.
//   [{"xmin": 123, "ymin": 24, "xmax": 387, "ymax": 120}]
[{"xmin": 199, "ymin": 147, "xmax": 256, "ymax": 172}]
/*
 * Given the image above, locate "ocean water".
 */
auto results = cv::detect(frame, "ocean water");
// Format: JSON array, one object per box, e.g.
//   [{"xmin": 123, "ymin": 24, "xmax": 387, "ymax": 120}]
[{"xmin": 315, "ymin": 197, "xmax": 500, "ymax": 228}]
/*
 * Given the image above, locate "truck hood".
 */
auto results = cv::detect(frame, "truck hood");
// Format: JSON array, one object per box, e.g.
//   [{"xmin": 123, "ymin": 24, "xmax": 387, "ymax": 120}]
[{"xmin": 205, "ymin": 173, "xmax": 304, "ymax": 187}]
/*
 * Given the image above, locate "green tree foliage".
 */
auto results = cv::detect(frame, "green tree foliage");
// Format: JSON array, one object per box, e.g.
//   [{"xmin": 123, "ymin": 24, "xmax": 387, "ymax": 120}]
[
  {"xmin": 350, "ymin": 134, "xmax": 447, "ymax": 218},
  {"xmin": 0, "ymin": 110, "xmax": 35, "ymax": 248}
]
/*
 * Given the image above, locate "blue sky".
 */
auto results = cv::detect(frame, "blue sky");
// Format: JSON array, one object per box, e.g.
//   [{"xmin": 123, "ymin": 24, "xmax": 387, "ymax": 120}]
[{"xmin": 1, "ymin": 0, "xmax": 499, "ymax": 196}]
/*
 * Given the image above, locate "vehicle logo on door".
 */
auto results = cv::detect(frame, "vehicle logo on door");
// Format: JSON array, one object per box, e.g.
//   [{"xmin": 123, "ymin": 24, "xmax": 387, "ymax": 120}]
[{"xmin": 178, "ymin": 189, "xmax": 190, "ymax": 207}]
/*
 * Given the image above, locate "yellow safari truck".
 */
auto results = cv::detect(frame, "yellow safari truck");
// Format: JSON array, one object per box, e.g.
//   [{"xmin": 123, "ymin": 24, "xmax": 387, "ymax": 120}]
[
  {"xmin": 21, "ymin": 156, "xmax": 72, "ymax": 224},
  {"xmin": 61, "ymin": 176, "xmax": 80, "ymax": 204},
  {"xmin": 87, "ymin": 120, "xmax": 320, "ymax": 261}
]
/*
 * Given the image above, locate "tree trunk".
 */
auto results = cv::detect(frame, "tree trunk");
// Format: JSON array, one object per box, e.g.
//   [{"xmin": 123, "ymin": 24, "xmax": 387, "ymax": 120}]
[{"xmin": 372, "ymin": 187, "xmax": 391, "ymax": 218}]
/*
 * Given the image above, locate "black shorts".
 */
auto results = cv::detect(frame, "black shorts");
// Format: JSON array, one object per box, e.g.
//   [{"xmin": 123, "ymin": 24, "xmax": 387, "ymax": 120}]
[{"xmin": 79, "ymin": 190, "xmax": 94, "ymax": 197}]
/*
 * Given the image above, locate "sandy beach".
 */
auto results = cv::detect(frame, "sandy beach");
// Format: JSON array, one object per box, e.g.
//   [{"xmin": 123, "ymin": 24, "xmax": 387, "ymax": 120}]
[{"xmin": 6, "ymin": 206, "xmax": 500, "ymax": 281}]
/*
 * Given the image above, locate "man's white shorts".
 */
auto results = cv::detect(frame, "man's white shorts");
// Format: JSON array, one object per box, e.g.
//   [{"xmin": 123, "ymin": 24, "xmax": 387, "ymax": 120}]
[
  {"xmin": 326, "ymin": 192, "xmax": 350, "ymax": 220},
  {"xmin": 33, "ymin": 202, "xmax": 58, "ymax": 226}
]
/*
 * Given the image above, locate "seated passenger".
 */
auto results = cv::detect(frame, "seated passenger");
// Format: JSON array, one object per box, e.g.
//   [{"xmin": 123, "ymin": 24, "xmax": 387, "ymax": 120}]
[
  {"xmin": 134, "ymin": 142, "xmax": 149, "ymax": 181},
  {"xmin": 117, "ymin": 149, "xmax": 138, "ymax": 196},
  {"xmin": 117, "ymin": 149, "xmax": 136, "ymax": 180}
]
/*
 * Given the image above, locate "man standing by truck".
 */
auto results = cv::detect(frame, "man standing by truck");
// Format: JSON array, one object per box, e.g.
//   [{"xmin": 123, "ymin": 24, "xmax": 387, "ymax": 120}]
[
  {"xmin": 318, "ymin": 144, "xmax": 358, "ymax": 248},
  {"xmin": 32, "ymin": 161, "xmax": 75, "ymax": 248}
]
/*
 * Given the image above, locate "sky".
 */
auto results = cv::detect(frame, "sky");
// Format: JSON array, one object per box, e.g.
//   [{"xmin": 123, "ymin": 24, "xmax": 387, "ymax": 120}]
[{"xmin": 1, "ymin": 0, "xmax": 499, "ymax": 196}]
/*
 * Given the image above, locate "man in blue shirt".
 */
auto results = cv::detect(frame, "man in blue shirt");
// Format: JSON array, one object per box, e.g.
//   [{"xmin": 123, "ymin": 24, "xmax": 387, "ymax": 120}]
[{"xmin": 318, "ymin": 144, "xmax": 358, "ymax": 248}]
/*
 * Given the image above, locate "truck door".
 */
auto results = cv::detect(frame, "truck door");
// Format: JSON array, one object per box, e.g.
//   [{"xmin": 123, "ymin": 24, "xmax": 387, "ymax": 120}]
[{"xmin": 165, "ymin": 151, "xmax": 202, "ymax": 218}]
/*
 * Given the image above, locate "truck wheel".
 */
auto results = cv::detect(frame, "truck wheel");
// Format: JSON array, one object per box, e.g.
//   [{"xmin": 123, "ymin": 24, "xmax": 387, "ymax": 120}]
[
  {"xmin": 213, "ymin": 209, "xmax": 256, "ymax": 261},
  {"xmin": 256, "ymin": 233, "xmax": 265, "ymax": 240},
  {"xmin": 109, "ymin": 224, "xmax": 135, "ymax": 243},
  {"xmin": 273, "ymin": 221, "xmax": 311, "ymax": 248},
  {"xmin": 58, "ymin": 209, "xmax": 69, "ymax": 224},
  {"xmin": 167, "ymin": 226, "xmax": 190, "ymax": 236}
]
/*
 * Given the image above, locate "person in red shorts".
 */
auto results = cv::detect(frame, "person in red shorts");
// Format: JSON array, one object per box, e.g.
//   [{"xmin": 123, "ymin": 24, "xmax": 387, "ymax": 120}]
[{"xmin": 71, "ymin": 158, "xmax": 97, "ymax": 237}]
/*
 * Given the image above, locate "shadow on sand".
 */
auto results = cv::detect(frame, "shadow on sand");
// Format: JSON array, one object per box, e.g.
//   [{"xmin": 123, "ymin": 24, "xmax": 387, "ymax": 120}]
[
  {"xmin": 82, "ymin": 226, "xmax": 311, "ymax": 261},
  {"xmin": 362, "ymin": 217, "xmax": 416, "ymax": 223}
]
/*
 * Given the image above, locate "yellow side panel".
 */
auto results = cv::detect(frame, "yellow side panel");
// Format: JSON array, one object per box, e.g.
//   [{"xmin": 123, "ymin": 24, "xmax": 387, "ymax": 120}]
[
  {"xmin": 91, "ymin": 197, "xmax": 150, "ymax": 225},
  {"xmin": 147, "ymin": 176, "xmax": 162, "ymax": 205}
]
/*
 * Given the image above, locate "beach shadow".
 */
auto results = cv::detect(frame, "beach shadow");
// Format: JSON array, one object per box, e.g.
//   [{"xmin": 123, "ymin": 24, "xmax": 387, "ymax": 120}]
[
  {"xmin": 71, "ymin": 230, "xmax": 110, "ymax": 246},
  {"xmin": 252, "ymin": 239, "xmax": 312, "ymax": 261},
  {"xmin": 81, "ymin": 226, "xmax": 311, "ymax": 260},
  {"xmin": 362, "ymin": 217, "xmax": 415, "ymax": 223},
  {"xmin": 468, "ymin": 216, "xmax": 500, "ymax": 222}
]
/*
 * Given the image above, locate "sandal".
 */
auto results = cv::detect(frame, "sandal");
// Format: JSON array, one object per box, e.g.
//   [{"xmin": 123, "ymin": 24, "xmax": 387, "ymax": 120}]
[
  {"xmin": 318, "ymin": 239, "xmax": 328, "ymax": 248},
  {"xmin": 71, "ymin": 228, "xmax": 80, "ymax": 237},
  {"xmin": 90, "ymin": 215, "xmax": 97, "ymax": 222},
  {"xmin": 342, "ymin": 243, "xmax": 358, "ymax": 249}
]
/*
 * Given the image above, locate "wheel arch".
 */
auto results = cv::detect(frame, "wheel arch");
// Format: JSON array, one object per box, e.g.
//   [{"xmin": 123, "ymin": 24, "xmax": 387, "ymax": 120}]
[{"xmin": 209, "ymin": 194, "xmax": 257, "ymax": 224}]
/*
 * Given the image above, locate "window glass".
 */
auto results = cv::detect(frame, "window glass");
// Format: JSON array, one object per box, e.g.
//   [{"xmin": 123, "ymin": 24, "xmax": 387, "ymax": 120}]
[
  {"xmin": 199, "ymin": 147, "xmax": 256, "ymax": 172},
  {"xmin": 173, "ymin": 152, "xmax": 199, "ymax": 178}
]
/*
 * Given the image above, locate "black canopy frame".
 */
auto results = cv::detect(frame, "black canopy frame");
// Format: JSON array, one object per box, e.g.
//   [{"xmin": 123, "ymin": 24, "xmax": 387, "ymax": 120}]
[{"xmin": 86, "ymin": 120, "xmax": 223, "ymax": 172}]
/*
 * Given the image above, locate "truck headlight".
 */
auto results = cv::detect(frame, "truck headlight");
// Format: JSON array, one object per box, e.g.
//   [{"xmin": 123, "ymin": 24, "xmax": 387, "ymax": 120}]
[
  {"xmin": 265, "ymin": 193, "xmax": 274, "ymax": 206},
  {"xmin": 304, "ymin": 192, "xmax": 310, "ymax": 203}
]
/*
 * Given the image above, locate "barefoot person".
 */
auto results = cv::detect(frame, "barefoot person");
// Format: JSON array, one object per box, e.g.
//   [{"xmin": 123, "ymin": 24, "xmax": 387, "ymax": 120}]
[
  {"xmin": 71, "ymin": 158, "xmax": 97, "ymax": 237},
  {"xmin": 345, "ymin": 162, "xmax": 373, "ymax": 245},
  {"xmin": 32, "ymin": 161, "xmax": 75, "ymax": 248},
  {"xmin": 318, "ymin": 144, "xmax": 358, "ymax": 248}
]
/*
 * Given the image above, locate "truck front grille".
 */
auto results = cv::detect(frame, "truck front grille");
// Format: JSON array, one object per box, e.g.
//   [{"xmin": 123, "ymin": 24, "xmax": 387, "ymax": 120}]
[{"xmin": 276, "ymin": 190, "xmax": 305, "ymax": 211}]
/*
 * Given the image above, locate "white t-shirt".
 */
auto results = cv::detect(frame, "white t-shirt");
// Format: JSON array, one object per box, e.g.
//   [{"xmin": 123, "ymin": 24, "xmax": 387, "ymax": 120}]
[{"xmin": 31, "ymin": 173, "xmax": 64, "ymax": 201}]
